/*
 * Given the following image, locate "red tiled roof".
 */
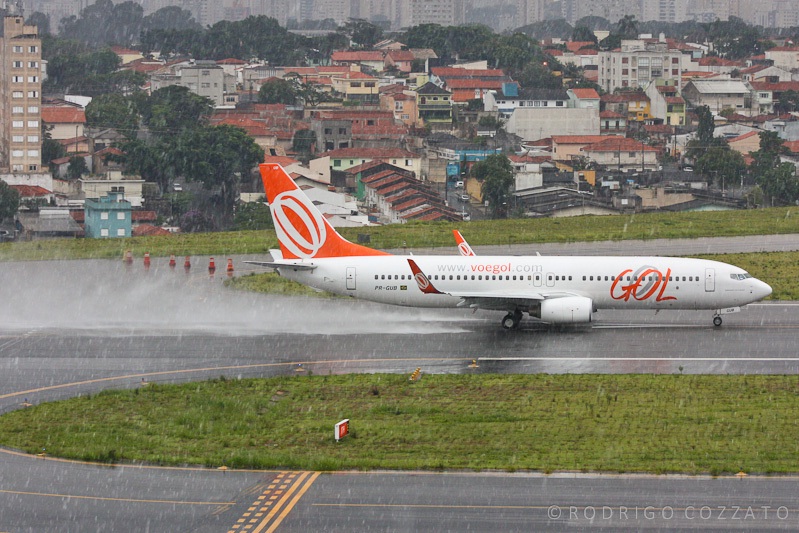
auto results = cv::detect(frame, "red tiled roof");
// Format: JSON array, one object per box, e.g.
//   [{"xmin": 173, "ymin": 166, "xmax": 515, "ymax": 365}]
[
  {"xmin": 729, "ymin": 131, "xmax": 760, "ymax": 142},
  {"xmin": 264, "ymin": 155, "xmax": 300, "ymax": 167},
  {"xmin": 570, "ymin": 88, "xmax": 600, "ymax": 99},
  {"xmin": 665, "ymin": 96, "xmax": 685, "ymax": 104},
  {"xmin": 133, "ymin": 224, "xmax": 171, "ymax": 237},
  {"xmin": 386, "ymin": 50, "xmax": 414, "ymax": 61},
  {"xmin": 600, "ymin": 110, "xmax": 625, "ymax": 119},
  {"xmin": 42, "ymin": 107, "xmax": 86, "ymax": 124},
  {"xmin": 566, "ymin": 41, "xmax": 595, "ymax": 53},
  {"xmin": 217, "ymin": 58, "xmax": 247, "ymax": 65},
  {"xmin": 749, "ymin": 81, "xmax": 799, "ymax": 92},
  {"xmin": 544, "ymin": 49, "xmax": 563, "ymax": 56},
  {"xmin": 10, "ymin": 185, "xmax": 50, "ymax": 197},
  {"xmin": 601, "ymin": 92, "xmax": 649, "ymax": 103},
  {"xmin": 644, "ymin": 124, "xmax": 673, "ymax": 134},
  {"xmin": 766, "ymin": 46, "xmax": 799, "ymax": 52},
  {"xmin": 697, "ymin": 57, "xmax": 744, "ymax": 67},
  {"xmin": 783, "ymin": 140, "xmax": 799, "ymax": 153}
]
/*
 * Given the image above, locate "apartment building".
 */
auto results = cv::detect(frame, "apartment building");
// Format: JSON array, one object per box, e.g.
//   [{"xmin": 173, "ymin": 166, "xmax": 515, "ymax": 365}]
[
  {"xmin": 598, "ymin": 39, "xmax": 682, "ymax": 93},
  {"xmin": 0, "ymin": 15, "xmax": 42, "ymax": 173}
]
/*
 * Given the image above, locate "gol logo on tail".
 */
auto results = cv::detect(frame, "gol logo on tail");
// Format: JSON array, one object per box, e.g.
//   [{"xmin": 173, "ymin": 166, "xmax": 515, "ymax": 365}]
[
  {"xmin": 610, "ymin": 267, "xmax": 677, "ymax": 302},
  {"xmin": 272, "ymin": 190, "xmax": 327, "ymax": 258}
]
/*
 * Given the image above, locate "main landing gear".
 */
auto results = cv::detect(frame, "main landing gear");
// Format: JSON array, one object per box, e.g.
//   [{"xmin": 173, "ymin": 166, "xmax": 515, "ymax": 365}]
[
  {"xmin": 713, "ymin": 315, "xmax": 723, "ymax": 327},
  {"xmin": 502, "ymin": 310, "xmax": 523, "ymax": 329}
]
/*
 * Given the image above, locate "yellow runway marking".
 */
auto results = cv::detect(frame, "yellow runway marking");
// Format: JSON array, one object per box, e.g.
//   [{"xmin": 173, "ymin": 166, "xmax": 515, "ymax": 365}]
[
  {"xmin": 0, "ymin": 488, "xmax": 232, "ymax": 506},
  {"xmin": 226, "ymin": 471, "xmax": 319, "ymax": 533}
]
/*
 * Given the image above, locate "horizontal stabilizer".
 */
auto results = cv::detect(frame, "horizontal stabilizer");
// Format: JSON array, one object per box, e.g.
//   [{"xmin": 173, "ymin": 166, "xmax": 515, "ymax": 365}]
[{"xmin": 243, "ymin": 260, "xmax": 317, "ymax": 271}]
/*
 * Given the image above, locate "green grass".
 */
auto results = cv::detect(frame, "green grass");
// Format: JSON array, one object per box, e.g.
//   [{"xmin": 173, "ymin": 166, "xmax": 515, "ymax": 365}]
[
  {"xmin": 2, "ymin": 374, "xmax": 798, "ymax": 475},
  {"xmin": 225, "ymin": 272, "xmax": 340, "ymax": 297},
  {"xmin": 2, "ymin": 207, "xmax": 799, "ymax": 261}
]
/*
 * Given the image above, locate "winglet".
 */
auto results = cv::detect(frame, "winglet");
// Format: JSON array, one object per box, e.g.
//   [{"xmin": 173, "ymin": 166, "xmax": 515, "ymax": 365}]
[
  {"xmin": 453, "ymin": 230, "xmax": 475, "ymax": 257},
  {"xmin": 407, "ymin": 259, "xmax": 443, "ymax": 294}
]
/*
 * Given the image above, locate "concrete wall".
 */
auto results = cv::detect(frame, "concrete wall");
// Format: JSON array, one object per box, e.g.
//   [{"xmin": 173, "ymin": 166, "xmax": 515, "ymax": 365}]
[{"xmin": 505, "ymin": 108, "xmax": 599, "ymax": 141}]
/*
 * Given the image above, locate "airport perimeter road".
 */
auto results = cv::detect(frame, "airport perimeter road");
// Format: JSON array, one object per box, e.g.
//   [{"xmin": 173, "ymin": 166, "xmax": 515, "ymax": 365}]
[{"xmin": 0, "ymin": 245, "xmax": 798, "ymax": 531}]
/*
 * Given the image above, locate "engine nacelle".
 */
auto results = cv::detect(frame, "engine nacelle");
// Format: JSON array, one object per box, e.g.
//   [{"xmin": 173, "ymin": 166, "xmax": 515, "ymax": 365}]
[{"xmin": 539, "ymin": 296, "xmax": 593, "ymax": 324}]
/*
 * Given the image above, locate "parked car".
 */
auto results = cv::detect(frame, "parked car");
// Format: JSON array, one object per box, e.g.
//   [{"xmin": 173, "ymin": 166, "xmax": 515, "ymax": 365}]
[
  {"xmin": 459, "ymin": 194, "xmax": 470, "ymax": 203},
  {"xmin": 0, "ymin": 230, "xmax": 14, "ymax": 242},
  {"xmin": 455, "ymin": 181, "xmax": 464, "ymax": 189}
]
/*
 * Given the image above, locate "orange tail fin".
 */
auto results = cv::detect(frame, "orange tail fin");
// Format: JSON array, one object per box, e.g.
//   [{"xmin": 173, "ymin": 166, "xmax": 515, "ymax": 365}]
[
  {"xmin": 453, "ymin": 230, "xmax": 475, "ymax": 256},
  {"xmin": 260, "ymin": 163, "xmax": 389, "ymax": 259}
]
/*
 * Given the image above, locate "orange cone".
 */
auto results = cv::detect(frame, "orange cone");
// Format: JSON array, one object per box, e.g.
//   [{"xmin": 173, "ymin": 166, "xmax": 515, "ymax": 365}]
[
  {"xmin": 184, "ymin": 256, "xmax": 191, "ymax": 271},
  {"xmin": 226, "ymin": 258, "xmax": 234, "ymax": 277},
  {"xmin": 168, "ymin": 254, "xmax": 176, "ymax": 268},
  {"xmin": 143, "ymin": 252, "xmax": 151, "ymax": 269},
  {"xmin": 124, "ymin": 250, "xmax": 133, "ymax": 264},
  {"xmin": 208, "ymin": 257, "xmax": 216, "ymax": 274}
]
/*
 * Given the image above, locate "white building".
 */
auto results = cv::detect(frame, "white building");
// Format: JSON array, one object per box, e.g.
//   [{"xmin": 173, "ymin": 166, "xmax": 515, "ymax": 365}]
[{"xmin": 598, "ymin": 39, "xmax": 682, "ymax": 93}]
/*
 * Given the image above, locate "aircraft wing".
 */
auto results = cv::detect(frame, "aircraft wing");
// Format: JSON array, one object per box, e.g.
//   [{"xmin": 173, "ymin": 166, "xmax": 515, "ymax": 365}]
[
  {"xmin": 451, "ymin": 291, "xmax": 581, "ymax": 311},
  {"xmin": 243, "ymin": 260, "xmax": 318, "ymax": 271}
]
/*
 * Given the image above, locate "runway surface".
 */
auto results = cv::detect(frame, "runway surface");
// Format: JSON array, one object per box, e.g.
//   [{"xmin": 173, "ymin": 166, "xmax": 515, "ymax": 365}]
[{"xmin": 1, "ymin": 236, "xmax": 798, "ymax": 531}]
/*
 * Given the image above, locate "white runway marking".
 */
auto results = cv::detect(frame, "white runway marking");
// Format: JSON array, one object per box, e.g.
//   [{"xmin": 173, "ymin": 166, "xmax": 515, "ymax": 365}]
[{"xmin": 479, "ymin": 357, "xmax": 799, "ymax": 362}]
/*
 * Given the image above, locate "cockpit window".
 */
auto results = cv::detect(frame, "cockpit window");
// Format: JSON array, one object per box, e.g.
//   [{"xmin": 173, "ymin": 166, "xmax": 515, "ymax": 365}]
[{"xmin": 730, "ymin": 273, "xmax": 753, "ymax": 280}]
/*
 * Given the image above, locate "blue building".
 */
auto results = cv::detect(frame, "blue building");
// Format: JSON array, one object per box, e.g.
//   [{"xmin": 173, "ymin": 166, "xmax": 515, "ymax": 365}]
[{"xmin": 84, "ymin": 190, "xmax": 132, "ymax": 238}]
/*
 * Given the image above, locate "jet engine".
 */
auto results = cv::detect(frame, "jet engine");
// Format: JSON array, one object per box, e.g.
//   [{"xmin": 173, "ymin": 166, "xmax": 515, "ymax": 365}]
[{"xmin": 539, "ymin": 296, "xmax": 593, "ymax": 324}]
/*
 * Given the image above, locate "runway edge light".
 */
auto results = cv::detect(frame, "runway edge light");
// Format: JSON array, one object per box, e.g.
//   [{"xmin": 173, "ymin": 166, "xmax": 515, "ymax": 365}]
[{"xmin": 335, "ymin": 419, "xmax": 350, "ymax": 442}]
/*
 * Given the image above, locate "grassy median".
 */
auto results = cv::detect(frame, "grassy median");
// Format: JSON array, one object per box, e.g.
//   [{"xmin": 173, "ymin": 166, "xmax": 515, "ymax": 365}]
[
  {"xmin": 2, "ymin": 206, "xmax": 799, "ymax": 261},
  {"xmin": 1, "ymin": 374, "xmax": 798, "ymax": 475}
]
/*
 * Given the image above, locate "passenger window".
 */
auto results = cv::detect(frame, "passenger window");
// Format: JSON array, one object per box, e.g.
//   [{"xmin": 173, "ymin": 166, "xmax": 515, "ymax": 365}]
[
  {"xmin": 478, "ymin": 275, "xmax": 482, "ymax": 280},
  {"xmin": 583, "ymin": 276, "xmax": 586, "ymax": 281},
  {"xmin": 381, "ymin": 275, "xmax": 385, "ymax": 280},
  {"xmin": 611, "ymin": 276, "xmax": 615, "ymax": 281},
  {"xmin": 456, "ymin": 275, "xmax": 461, "ymax": 280},
  {"xmin": 375, "ymin": 275, "xmax": 378, "ymax": 280},
  {"xmin": 449, "ymin": 275, "xmax": 453, "ymax": 280},
  {"xmin": 492, "ymin": 275, "xmax": 496, "ymax": 280},
  {"xmin": 569, "ymin": 276, "xmax": 572, "ymax": 281}
]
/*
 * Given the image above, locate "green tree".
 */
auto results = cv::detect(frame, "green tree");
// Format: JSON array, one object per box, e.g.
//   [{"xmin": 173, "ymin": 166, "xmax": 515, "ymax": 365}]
[
  {"xmin": 142, "ymin": 6, "xmax": 201, "ymax": 32},
  {"xmin": 171, "ymin": 125, "xmax": 265, "ymax": 224},
  {"xmin": 776, "ymin": 90, "xmax": 799, "ymax": 113},
  {"xmin": 339, "ymin": 18, "xmax": 383, "ymax": 49},
  {"xmin": 471, "ymin": 154, "xmax": 514, "ymax": 218},
  {"xmin": 571, "ymin": 25, "xmax": 598, "ymax": 44},
  {"xmin": 616, "ymin": 15, "xmax": 639, "ymax": 38},
  {"xmin": 67, "ymin": 156, "xmax": 89, "ymax": 180},
  {"xmin": 685, "ymin": 105, "xmax": 714, "ymax": 161},
  {"xmin": 258, "ymin": 78, "xmax": 300, "ymax": 105},
  {"xmin": 85, "ymin": 93, "xmax": 139, "ymax": 136},
  {"xmin": 59, "ymin": 0, "xmax": 144, "ymax": 47},
  {"xmin": 694, "ymin": 141, "xmax": 746, "ymax": 189},
  {"xmin": 27, "ymin": 12, "xmax": 50, "ymax": 35},
  {"xmin": 751, "ymin": 131, "xmax": 799, "ymax": 204},
  {"xmin": 292, "ymin": 129, "xmax": 316, "ymax": 161},
  {"xmin": 233, "ymin": 202, "xmax": 273, "ymax": 230},
  {"xmin": 141, "ymin": 86, "xmax": 213, "ymax": 135},
  {"xmin": 0, "ymin": 181, "xmax": 21, "ymax": 222}
]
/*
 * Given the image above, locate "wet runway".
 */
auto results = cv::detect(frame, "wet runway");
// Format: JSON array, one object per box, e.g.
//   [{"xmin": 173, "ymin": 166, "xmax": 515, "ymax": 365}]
[{"xmin": 0, "ymin": 246, "xmax": 798, "ymax": 531}]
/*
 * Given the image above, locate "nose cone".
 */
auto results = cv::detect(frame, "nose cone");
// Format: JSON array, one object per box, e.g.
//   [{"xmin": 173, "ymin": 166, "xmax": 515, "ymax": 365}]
[{"xmin": 754, "ymin": 279, "xmax": 772, "ymax": 301}]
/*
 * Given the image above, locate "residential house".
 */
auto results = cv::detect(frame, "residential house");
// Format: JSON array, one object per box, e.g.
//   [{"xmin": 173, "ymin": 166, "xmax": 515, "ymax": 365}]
[
  {"xmin": 600, "ymin": 110, "xmax": 627, "ymax": 134},
  {"xmin": 384, "ymin": 50, "xmax": 415, "ymax": 73},
  {"xmin": 645, "ymin": 81, "xmax": 686, "ymax": 126},
  {"xmin": 330, "ymin": 70, "xmax": 379, "ymax": 105},
  {"xmin": 691, "ymin": 56, "xmax": 744, "ymax": 75},
  {"xmin": 600, "ymin": 92, "xmax": 651, "ymax": 123},
  {"xmin": 483, "ymin": 83, "xmax": 569, "ymax": 119},
  {"xmin": 581, "ymin": 137, "xmax": 660, "ymax": 173},
  {"xmin": 80, "ymin": 171, "xmax": 144, "ymax": 207},
  {"xmin": 17, "ymin": 208, "xmax": 83, "ymax": 239},
  {"xmin": 681, "ymin": 79, "xmax": 752, "ymax": 115},
  {"xmin": 431, "ymin": 67, "xmax": 511, "ymax": 104},
  {"xmin": 749, "ymin": 82, "xmax": 799, "ymax": 115},
  {"xmin": 312, "ymin": 147, "xmax": 422, "ymax": 180},
  {"xmin": 509, "ymin": 154, "xmax": 557, "ymax": 192},
  {"xmin": 10, "ymin": 183, "xmax": 53, "ymax": 206},
  {"xmin": 551, "ymin": 135, "xmax": 611, "ymax": 164},
  {"xmin": 740, "ymin": 64, "xmax": 793, "ymax": 83},
  {"xmin": 727, "ymin": 131, "xmax": 761, "ymax": 157},
  {"xmin": 309, "ymin": 110, "xmax": 408, "ymax": 151},
  {"xmin": 567, "ymin": 88, "xmax": 601, "ymax": 109},
  {"xmin": 761, "ymin": 114, "xmax": 799, "ymax": 141},
  {"xmin": 41, "ymin": 104, "xmax": 85, "ymax": 140},
  {"xmin": 149, "ymin": 61, "xmax": 233, "ymax": 108},
  {"xmin": 330, "ymin": 51, "xmax": 386, "ymax": 73},
  {"xmin": 380, "ymin": 85, "xmax": 422, "ymax": 127},
  {"xmin": 362, "ymin": 170, "xmax": 458, "ymax": 224},
  {"xmin": 345, "ymin": 160, "xmax": 414, "ymax": 200},
  {"xmin": 416, "ymin": 82, "xmax": 452, "ymax": 125},
  {"xmin": 764, "ymin": 47, "xmax": 799, "ymax": 72},
  {"xmin": 84, "ymin": 190, "xmax": 131, "ymax": 238},
  {"xmin": 109, "ymin": 46, "xmax": 143, "ymax": 65}
]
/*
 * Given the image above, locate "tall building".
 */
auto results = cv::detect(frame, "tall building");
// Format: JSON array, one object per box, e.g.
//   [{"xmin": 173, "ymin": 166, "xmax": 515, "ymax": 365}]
[
  {"xmin": 0, "ymin": 15, "xmax": 42, "ymax": 173},
  {"xmin": 401, "ymin": 0, "xmax": 464, "ymax": 28},
  {"xmin": 516, "ymin": 0, "xmax": 544, "ymax": 26},
  {"xmin": 598, "ymin": 39, "xmax": 682, "ymax": 93}
]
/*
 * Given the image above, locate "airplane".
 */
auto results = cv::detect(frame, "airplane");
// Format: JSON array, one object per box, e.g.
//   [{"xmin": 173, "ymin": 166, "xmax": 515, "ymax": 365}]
[{"xmin": 248, "ymin": 163, "xmax": 772, "ymax": 329}]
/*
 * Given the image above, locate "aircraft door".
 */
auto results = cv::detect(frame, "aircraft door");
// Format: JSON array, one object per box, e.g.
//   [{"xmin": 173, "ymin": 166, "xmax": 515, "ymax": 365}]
[
  {"xmin": 346, "ymin": 267, "xmax": 356, "ymax": 290},
  {"xmin": 546, "ymin": 273, "xmax": 555, "ymax": 287},
  {"xmin": 533, "ymin": 272, "xmax": 542, "ymax": 287},
  {"xmin": 704, "ymin": 268, "xmax": 715, "ymax": 292}
]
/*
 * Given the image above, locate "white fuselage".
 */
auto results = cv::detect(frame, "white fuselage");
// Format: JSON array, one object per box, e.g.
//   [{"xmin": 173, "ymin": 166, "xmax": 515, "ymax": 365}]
[{"xmin": 276, "ymin": 255, "xmax": 771, "ymax": 312}]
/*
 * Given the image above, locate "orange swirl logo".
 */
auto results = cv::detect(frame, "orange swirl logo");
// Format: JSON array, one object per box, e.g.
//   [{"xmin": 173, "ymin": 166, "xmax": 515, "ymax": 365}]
[
  {"xmin": 414, "ymin": 272, "xmax": 431, "ymax": 291},
  {"xmin": 610, "ymin": 267, "xmax": 677, "ymax": 302},
  {"xmin": 272, "ymin": 190, "xmax": 327, "ymax": 258},
  {"xmin": 457, "ymin": 241, "xmax": 475, "ymax": 256}
]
